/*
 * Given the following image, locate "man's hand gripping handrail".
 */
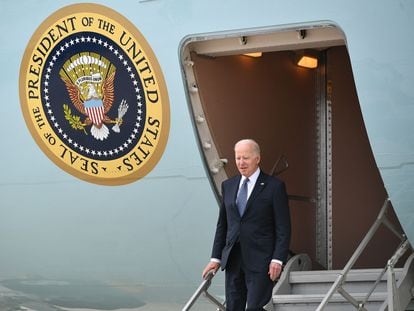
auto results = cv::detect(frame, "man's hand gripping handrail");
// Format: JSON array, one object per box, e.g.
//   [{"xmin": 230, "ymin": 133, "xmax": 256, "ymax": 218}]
[{"xmin": 182, "ymin": 269, "xmax": 225, "ymax": 311}]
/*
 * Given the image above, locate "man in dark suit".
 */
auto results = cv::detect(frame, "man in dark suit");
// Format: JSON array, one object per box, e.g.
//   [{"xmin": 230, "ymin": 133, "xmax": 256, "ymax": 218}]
[{"xmin": 202, "ymin": 139, "xmax": 291, "ymax": 311}]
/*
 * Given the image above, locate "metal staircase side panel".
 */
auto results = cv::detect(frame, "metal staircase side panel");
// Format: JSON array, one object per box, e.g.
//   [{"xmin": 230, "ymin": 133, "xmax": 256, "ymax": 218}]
[
  {"xmin": 266, "ymin": 254, "xmax": 312, "ymax": 310},
  {"xmin": 273, "ymin": 254, "xmax": 312, "ymax": 295}
]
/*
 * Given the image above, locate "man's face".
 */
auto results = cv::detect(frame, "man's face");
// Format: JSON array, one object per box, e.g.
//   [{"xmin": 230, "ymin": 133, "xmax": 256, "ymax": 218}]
[{"xmin": 235, "ymin": 142, "xmax": 260, "ymax": 177}]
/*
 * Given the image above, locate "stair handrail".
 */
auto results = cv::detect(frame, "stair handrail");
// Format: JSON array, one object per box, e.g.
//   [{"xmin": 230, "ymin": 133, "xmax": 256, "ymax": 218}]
[
  {"xmin": 182, "ymin": 270, "xmax": 225, "ymax": 311},
  {"xmin": 316, "ymin": 198, "xmax": 412, "ymax": 311},
  {"xmin": 384, "ymin": 238, "xmax": 411, "ymax": 310}
]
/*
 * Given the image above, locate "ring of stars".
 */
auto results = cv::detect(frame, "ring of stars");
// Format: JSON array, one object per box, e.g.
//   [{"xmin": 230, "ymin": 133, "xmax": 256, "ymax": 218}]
[{"xmin": 42, "ymin": 34, "xmax": 144, "ymax": 159}]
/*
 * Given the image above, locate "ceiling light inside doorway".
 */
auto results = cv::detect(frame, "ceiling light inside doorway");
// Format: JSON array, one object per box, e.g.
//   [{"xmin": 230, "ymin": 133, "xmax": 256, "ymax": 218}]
[
  {"xmin": 297, "ymin": 55, "xmax": 318, "ymax": 68},
  {"xmin": 243, "ymin": 52, "xmax": 262, "ymax": 58},
  {"xmin": 295, "ymin": 50, "xmax": 319, "ymax": 69}
]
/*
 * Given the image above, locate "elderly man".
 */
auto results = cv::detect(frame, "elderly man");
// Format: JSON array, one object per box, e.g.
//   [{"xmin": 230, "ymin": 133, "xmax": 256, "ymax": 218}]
[{"xmin": 202, "ymin": 139, "xmax": 291, "ymax": 311}]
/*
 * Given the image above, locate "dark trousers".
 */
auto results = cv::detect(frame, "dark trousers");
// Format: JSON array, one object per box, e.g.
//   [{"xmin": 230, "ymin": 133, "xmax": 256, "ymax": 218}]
[{"xmin": 225, "ymin": 243, "xmax": 274, "ymax": 311}]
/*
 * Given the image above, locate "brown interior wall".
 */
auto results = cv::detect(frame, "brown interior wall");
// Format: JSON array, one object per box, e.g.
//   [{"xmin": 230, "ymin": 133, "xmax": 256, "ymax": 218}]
[
  {"xmin": 328, "ymin": 46, "xmax": 403, "ymax": 268},
  {"xmin": 191, "ymin": 51, "xmax": 318, "ymax": 263}
]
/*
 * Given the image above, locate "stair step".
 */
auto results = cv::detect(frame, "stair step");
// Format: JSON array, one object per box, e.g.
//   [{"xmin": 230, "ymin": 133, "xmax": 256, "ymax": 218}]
[
  {"xmin": 289, "ymin": 268, "xmax": 403, "ymax": 284},
  {"xmin": 273, "ymin": 292, "xmax": 388, "ymax": 311},
  {"xmin": 285, "ymin": 269, "xmax": 399, "ymax": 296},
  {"xmin": 273, "ymin": 292, "xmax": 387, "ymax": 304},
  {"xmin": 290, "ymin": 281, "xmax": 387, "ymax": 295},
  {"xmin": 271, "ymin": 295, "xmax": 414, "ymax": 311}
]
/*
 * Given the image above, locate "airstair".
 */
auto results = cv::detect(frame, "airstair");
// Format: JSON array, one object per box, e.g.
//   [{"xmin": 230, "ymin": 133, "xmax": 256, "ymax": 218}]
[
  {"xmin": 271, "ymin": 199, "xmax": 414, "ymax": 311},
  {"xmin": 271, "ymin": 253, "xmax": 414, "ymax": 311},
  {"xmin": 183, "ymin": 199, "xmax": 414, "ymax": 311}
]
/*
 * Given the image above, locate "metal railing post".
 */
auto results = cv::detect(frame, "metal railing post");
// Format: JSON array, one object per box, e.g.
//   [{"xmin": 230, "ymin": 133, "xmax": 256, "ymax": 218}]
[{"xmin": 385, "ymin": 238, "xmax": 411, "ymax": 311}]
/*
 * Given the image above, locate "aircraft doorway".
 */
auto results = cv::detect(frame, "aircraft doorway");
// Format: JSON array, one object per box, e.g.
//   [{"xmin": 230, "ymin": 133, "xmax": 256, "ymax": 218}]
[{"xmin": 180, "ymin": 25, "xmax": 404, "ymax": 270}]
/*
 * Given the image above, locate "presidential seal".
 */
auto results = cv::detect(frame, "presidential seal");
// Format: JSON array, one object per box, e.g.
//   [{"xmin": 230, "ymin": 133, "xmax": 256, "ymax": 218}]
[{"xmin": 19, "ymin": 4, "xmax": 170, "ymax": 185}]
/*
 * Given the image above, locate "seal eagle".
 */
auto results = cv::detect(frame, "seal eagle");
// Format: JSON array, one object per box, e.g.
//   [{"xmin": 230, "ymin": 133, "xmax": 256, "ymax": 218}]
[{"xmin": 62, "ymin": 71, "xmax": 116, "ymax": 141}]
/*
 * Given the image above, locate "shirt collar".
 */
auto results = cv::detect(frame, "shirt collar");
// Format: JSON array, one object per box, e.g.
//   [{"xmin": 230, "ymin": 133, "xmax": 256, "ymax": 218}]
[{"xmin": 240, "ymin": 167, "xmax": 260, "ymax": 185}]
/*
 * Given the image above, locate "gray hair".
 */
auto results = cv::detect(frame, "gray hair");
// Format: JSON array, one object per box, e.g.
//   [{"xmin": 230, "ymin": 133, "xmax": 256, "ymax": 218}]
[{"xmin": 234, "ymin": 139, "xmax": 261, "ymax": 155}]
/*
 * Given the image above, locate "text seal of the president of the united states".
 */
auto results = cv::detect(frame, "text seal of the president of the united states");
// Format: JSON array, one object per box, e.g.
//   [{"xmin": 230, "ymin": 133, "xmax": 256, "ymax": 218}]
[{"xmin": 20, "ymin": 3, "xmax": 170, "ymax": 185}]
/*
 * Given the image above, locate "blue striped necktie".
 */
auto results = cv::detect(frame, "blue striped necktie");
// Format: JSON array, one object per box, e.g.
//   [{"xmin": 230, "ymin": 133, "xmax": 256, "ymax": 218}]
[{"xmin": 237, "ymin": 178, "xmax": 249, "ymax": 216}]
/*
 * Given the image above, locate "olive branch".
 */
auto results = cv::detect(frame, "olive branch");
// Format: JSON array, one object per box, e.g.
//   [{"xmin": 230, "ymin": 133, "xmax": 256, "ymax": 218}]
[{"xmin": 63, "ymin": 104, "xmax": 87, "ymax": 135}]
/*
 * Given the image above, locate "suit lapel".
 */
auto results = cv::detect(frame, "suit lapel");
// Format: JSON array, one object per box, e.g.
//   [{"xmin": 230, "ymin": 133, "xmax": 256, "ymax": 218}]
[{"xmin": 244, "ymin": 171, "xmax": 267, "ymax": 214}]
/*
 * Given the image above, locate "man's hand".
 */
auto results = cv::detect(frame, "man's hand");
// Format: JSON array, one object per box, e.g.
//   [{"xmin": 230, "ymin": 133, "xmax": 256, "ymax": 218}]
[
  {"xmin": 202, "ymin": 261, "xmax": 220, "ymax": 279},
  {"xmin": 268, "ymin": 261, "xmax": 282, "ymax": 282}
]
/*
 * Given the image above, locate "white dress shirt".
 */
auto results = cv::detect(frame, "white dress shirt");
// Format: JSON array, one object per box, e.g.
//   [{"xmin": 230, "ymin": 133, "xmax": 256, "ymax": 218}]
[{"xmin": 238, "ymin": 167, "xmax": 260, "ymax": 200}]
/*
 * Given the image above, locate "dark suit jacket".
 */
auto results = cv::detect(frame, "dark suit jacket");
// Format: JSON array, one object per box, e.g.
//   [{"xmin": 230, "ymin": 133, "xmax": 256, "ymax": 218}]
[{"xmin": 211, "ymin": 170, "xmax": 291, "ymax": 273}]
